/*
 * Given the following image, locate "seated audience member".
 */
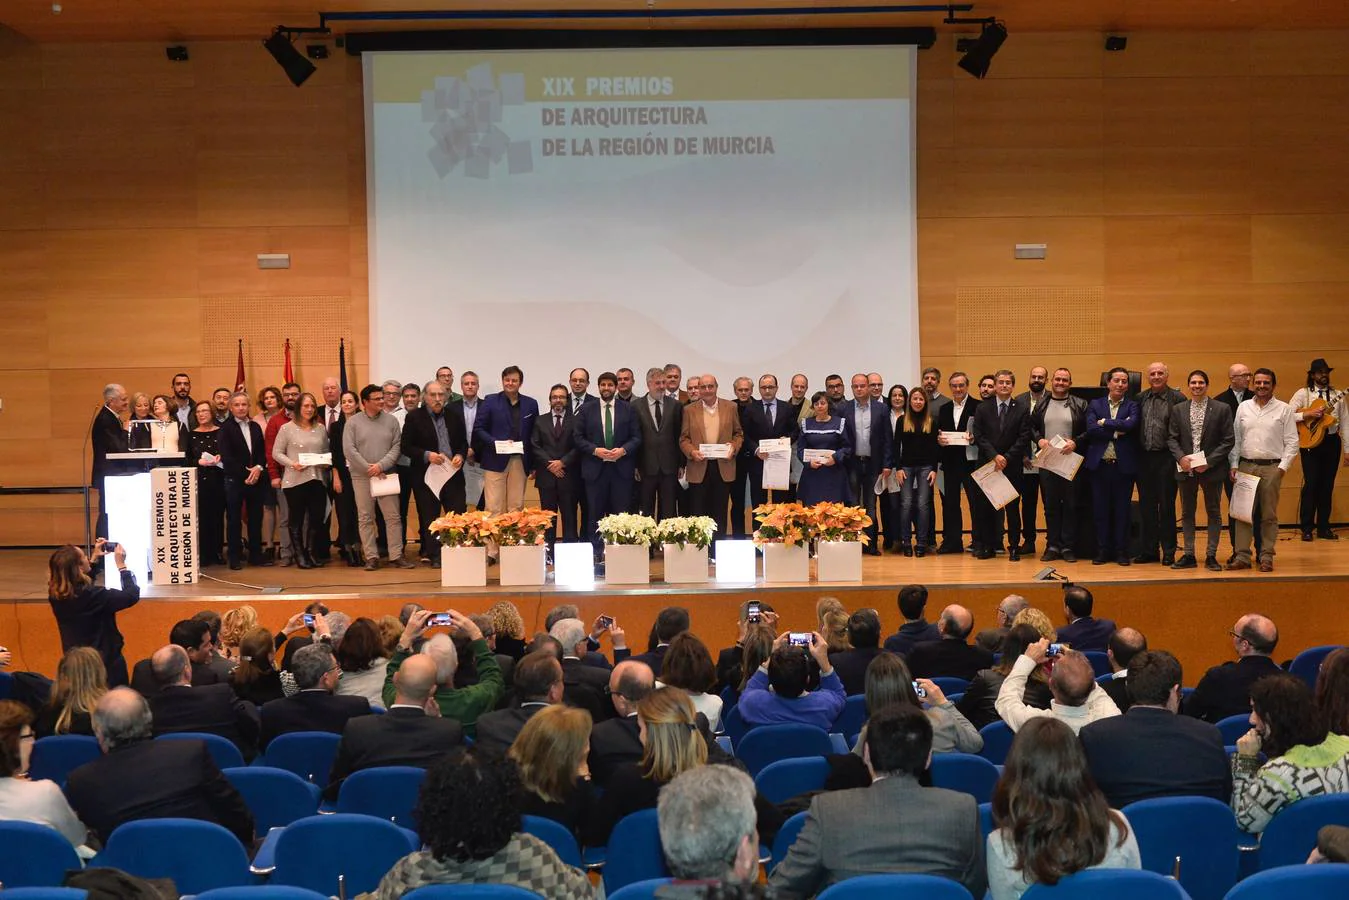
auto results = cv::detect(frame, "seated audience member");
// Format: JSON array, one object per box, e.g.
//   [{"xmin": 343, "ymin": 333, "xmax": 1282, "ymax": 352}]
[
  {"xmin": 218, "ymin": 604, "xmax": 259, "ymax": 664},
  {"xmin": 829, "ymin": 608, "xmax": 888, "ymax": 696},
  {"xmin": 988, "ymin": 717, "xmax": 1141, "ymax": 900},
  {"xmin": 191, "ymin": 608, "xmax": 236, "ymax": 680},
  {"xmin": 1010, "ymin": 607, "xmax": 1056, "ymax": 642},
  {"xmin": 382, "ymin": 609, "xmax": 503, "ymax": 739},
  {"xmin": 509, "ymin": 704, "xmax": 600, "ymax": 841},
  {"xmin": 659, "ymin": 632, "xmax": 723, "ymax": 732},
  {"xmin": 358, "ymin": 748, "xmax": 594, "ymax": 900},
  {"xmin": 0, "ymin": 700, "xmax": 90, "ymax": 850},
  {"xmin": 551, "ymin": 617, "xmax": 611, "ymax": 723},
  {"xmin": 907, "ymin": 604, "xmax": 995, "ymax": 681},
  {"xmin": 228, "ymin": 626, "xmax": 286, "ymax": 706},
  {"xmin": 65, "ymin": 688, "xmax": 254, "ymax": 847},
  {"xmin": 739, "ymin": 632, "xmax": 845, "ymax": 730},
  {"xmin": 732, "ymin": 626, "xmax": 777, "ymax": 701},
  {"xmin": 260, "ymin": 643, "xmax": 370, "ymax": 749},
  {"xmin": 957, "ymin": 625, "xmax": 1053, "ymax": 731},
  {"xmin": 469, "ymin": 613, "xmax": 517, "ymax": 690},
  {"xmin": 475, "ymin": 651, "xmax": 564, "ymax": 756},
  {"xmin": 579, "ymin": 611, "xmax": 632, "ymax": 669},
  {"xmin": 147, "ymin": 645, "xmax": 261, "ymax": 761},
  {"xmin": 852, "ymin": 652, "xmax": 981, "ymax": 755},
  {"xmin": 486, "ymin": 600, "xmax": 530, "ymax": 660},
  {"xmin": 1232, "ymin": 673, "xmax": 1349, "ymax": 835},
  {"xmin": 770, "ymin": 705, "xmax": 987, "ymax": 899},
  {"xmin": 1312, "ymin": 824, "xmax": 1349, "ymax": 863},
  {"xmin": 995, "ymin": 640, "xmax": 1120, "ymax": 734},
  {"xmin": 1185, "ymin": 613, "xmax": 1281, "ymax": 723},
  {"xmin": 882, "ymin": 584, "xmax": 941, "ymax": 655},
  {"xmin": 1316, "ymin": 648, "xmax": 1349, "ymax": 735},
  {"xmin": 820, "ymin": 609, "xmax": 851, "ymax": 654},
  {"xmin": 1101, "ymin": 627, "xmax": 1148, "ymax": 712},
  {"xmin": 335, "ymin": 616, "xmax": 391, "ymax": 707},
  {"xmin": 975, "ymin": 594, "xmax": 1030, "ymax": 654},
  {"xmin": 130, "ymin": 618, "xmax": 223, "ymax": 697},
  {"xmin": 632, "ymin": 606, "xmax": 691, "ymax": 674},
  {"xmin": 658, "ymin": 765, "xmax": 762, "ymax": 893},
  {"xmin": 326, "ymin": 654, "xmax": 464, "ymax": 801},
  {"xmin": 275, "ymin": 601, "xmax": 330, "ymax": 670},
  {"xmin": 816, "ymin": 596, "xmax": 846, "ymax": 632},
  {"xmin": 588, "ymin": 660, "xmax": 656, "ymax": 786},
  {"xmin": 1079, "ymin": 650, "xmax": 1231, "ymax": 808},
  {"xmin": 715, "ymin": 600, "xmax": 777, "ymax": 692},
  {"xmin": 35, "ymin": 647, "xmax": 106, "ymax": 738},
  {"xmin": 1054, "ymin": 585, "xmax": 1116, "ymax": 652}
]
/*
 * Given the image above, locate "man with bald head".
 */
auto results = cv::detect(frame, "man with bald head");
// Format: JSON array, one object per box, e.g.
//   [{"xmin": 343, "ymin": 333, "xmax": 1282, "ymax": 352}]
[
  {"xmin": 907, "ymin": 604, "xmax": 994, "ymax": 681},
  {"xmin": 975, "ymin": 594, "xmax": 1030, "ymax": 653},
  {"xmin": 1135, "ymin": 362, "xmax": 1185, "ymax": 565},
  {"xmin": 325, "ymin": 653, "xmax": 465, "ymax": 799},
  {"xmin": 382, "ymin": 609, "xmax": 503, "ymax": 738},
  {"xmin": 1101, "ymin": 627, "xmax": 1147, "ymax": 712},
  {"xmin": 1184, "ymin": 613, "xmax": 1281, "ymax": 723},
  {"xmin": 588, "ymin": 659, "xmax": 656, "ymax": 786},
  {"xmin": 146, "ymin": 644, "xmax": 260, "ymax": 760},
  {"xmin": 679, "ymin": 375, "xmax": 744, "ymax": 543},
  {"xmin": 996, "ymin": 640, "xmax": 1121, "ymax": 734}
]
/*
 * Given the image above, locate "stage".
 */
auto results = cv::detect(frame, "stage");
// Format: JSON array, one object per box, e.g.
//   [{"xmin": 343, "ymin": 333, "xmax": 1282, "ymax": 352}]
[{"xmin": 3, "ymin": 531, "xmax": 1347, "ymax": 680}]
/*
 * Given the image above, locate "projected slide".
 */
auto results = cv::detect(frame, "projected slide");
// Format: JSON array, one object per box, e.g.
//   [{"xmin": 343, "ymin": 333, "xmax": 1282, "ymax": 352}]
[{"xmin": 365, "ymin": 45, "xmax": 917, "ymax": 392}]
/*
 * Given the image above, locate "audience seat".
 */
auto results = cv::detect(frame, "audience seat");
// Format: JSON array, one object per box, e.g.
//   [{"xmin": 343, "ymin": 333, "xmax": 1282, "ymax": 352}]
[
  {"xmin": 1081, "ymin": 652, "xmax": 1112, "ymax": 678},
  {"xmin": 261, "ymin": 731, "xmax": 342, "ymax": 787},
  {"xmin": 259, "ymin": 813, "xmax": 419, "ymax": 896},
  {"xmin": 92, "ymin": 818, "xmax": 253, "ymax": 894},
  {"xmin": 195, "ymin": 889, "xmax": 333, "ymax": 900},
  {"xmin": 0, "ymin": 670, "xmax": 13, "ymax": 699},
  {"xmin": 1288, "ymin": 645, "xmax": 1343, "ymax": 688},
  {"xmin": 736, "ymin": 724, "xmax": 834, "ymax": 776},
  {"xmin": 402, "ymin": 887, "xmax": 547, "ymax": 899},
  {"xmin": 714, "ymin": 734, "xmax": 734, "ymax": 756},
  {"xmin": 0, "ymin": 890, "xmax": 89, "ymax": 899},
  {"xmin": 930, "ymin": 752, "xmax": 1001, "ymax": 804},
  {"xmin": 1123, "ymin": 795, "xmax": 1240, "ymax": 900},
  {"xmin": 0, "ymin": 820, "xmax": 84, "ymax": 889},
  {"xmin": 978, "ymin": 720, "xmax": 1015, "ymax": 766},
  {"xmin": 1222, "ymin": 864, "xmax": 1349, "ymax": 900},
  {"xmin": 1256, "ymin": 794, "xmax": 1349, "ymax": 871},
  {"xmin": 755, "ymin": 756, "xmax": 831, "ymax": 804},
  {"xmin": 1022, "ymin": 869, "xmax": 1191, "ymax": 898},
  {"xmin": 720, "ymin": 704, "xmax": 750, "ymax": 750},
  {"xmin": 156, "ymin": 731, "xmax": 246, "ymax": 770},
  {"xmin": 335, "ymin": 765, "xmax": 426, "ymax": 827},
  {"xmin": 817, "ymin": 873, "xmax": 975, "ymax": 900},
  {"xmin": 521, "ymin": 814, "xmax": 583, "ymax": 868},
  {"xmin": 603, "ymin": 809, "xmax": 670, "ymax": 893},
  {"xmin": 832, "ymin": 695, "xmax": 867, "ymax": 740},
  {"xmin": 770, "ymin": 811, "xmax": 808, "ymax": 873},
  {"xmin": 27, "ymin": 735, "xmax": 100, "ymax": 787},
  {"xmin": 223, "ymin": 766, "xmax": 322, "ymax": 837},
  {"xmin": 931, "ymin": 677, "xmax": 970, "ymax": 696},
  {"xmin": 1215, "ymin": 715, "xmax": 1252, "ymax": 746},
  {"xmin": 607, "ymin": 877, "xmax": 676, "ymax": 900},
  {"xmin": 978, "ymin": 802, "xmax": 994, "ymax": 841}
]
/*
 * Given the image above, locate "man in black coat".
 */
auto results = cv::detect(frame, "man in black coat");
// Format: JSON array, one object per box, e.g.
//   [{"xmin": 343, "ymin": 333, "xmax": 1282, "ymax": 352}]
[
  {"xmin": 629, "ymin": 607, "xmax": 690, "ymax": 676},
  {"xmin": 130, "ymin": 619, "xmax": 223, "ymax": 698},
  {"xmin": 474, "ymin": 651, "xmax": 565, "ymax": 756},
  {"xmin": 828, "ymin": 608, "xmax": 889, "ymax": 696},
  {"xmin": 883, "ymin": 585, "xmax": 941, "ymax": 656},
  {"xmin": 1080, "ymin": 650, "xmax": 1231, "ymax": 808},
  {"xmin": 551, "ymin": 619, "xmax": 612, "ymax": 724},
  {"xmin": 741, "ymin": 374, "xmax": 798, "ymax": 511},
  {"xmin": 971, "ymin": 370, "xmax": 1032, "ymax": 560},
  {"xmin": 935, "ymin": 373, "xmax": 979, "ymax": 554},
  {"xmin": 633, "ymin": 368, "xmax": 684, "ymax": 521},
  {"xmin": 260, "ymin": 642, "xmax": 370, "ymax": 749},
  {"xmin": 906, "ymin": 605, "xmax": 994, "ymax": 682},
  {"xmin": 69, "ymin": 687, "xmax": 254, "ymax": 846},
  {"xmin": 531, "ymin": 385, "xmax": 582, "ymax": 549},
  {"xmin": 147, "ymin": 646, "xmax": 260, "ymax": 761},
  {"xmin": 1184, "ymin": 614, "xmax": 1282, "ymax": 723},
  {"xmin": 91, "ymin": 383, "xmax": 130, "ymax": 539},
  {"xmin": 325, "ymin": 655, "xmax": 463, "ymax": 800},
  {"xmin": 1055, "ymin": 585, "xmax": 1117, "ymax": 652},
  {"xmin": 1100, "ymin": 627, "xmax": 1148, "ymax": 713},
  {"xmin": 400, "ymin": 381, "xmax": 468, "ymax": 566},
  {"xmin": 219, "ymin": 391, "xmax": 270, "ymax": 569},
  {"xmin": 587, "ymin": 660, "xmax": 653, "ymax": 786}
]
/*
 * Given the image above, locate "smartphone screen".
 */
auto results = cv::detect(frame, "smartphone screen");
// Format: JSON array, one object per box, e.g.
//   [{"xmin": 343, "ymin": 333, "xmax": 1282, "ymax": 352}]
[
  {"xmin": 1047, "ymin": 643, "xmax": 1064, "ymax": 657},
  {"xmin": 912, "ymin": 680, "xmax": 927, "ymax": 699},
  {"xmin": 429, "ymin": 613, "xmax": 453, "ymax": 627},
  {"xmin": 747, "ymin": 602, "xmax": 761, "ymax": 623},
  {"xmin": 788, "ymin": 632, "xmax": 813, "ymax": 647},
  {"xmin": 303, "ymin": 613, "xmax": 315, "ymax": 628},
  {"xmin": 597, "ymin": 615, "xmax": 614, "ymax": 630}
]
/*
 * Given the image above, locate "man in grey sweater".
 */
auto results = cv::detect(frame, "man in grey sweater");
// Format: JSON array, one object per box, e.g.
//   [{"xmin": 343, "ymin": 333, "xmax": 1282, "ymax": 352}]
[{"xmin": 344, "ymin": 383, "xmax": 416, "ymax": 570}]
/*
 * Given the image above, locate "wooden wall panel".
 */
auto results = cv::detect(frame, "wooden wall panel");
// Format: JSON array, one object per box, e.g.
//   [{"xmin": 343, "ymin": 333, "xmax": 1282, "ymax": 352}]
[
  {"xmin": 1251, "ymin": 215, "xmax": 1349, "ymax": 284},
  {"xmin": 952, "ymin": 78, "xmax": 1103, "ymax": 149},
  {"xmin": 1103, "ymin": 216, "xmax": 1252, "ymax": 287},
  {"xmin": 1103, "ymin": 148, "xmax": 1252, "ymax": 217},
  {"xmin": 1101, "ymin": 78, "xmax": 1252, "ymax": 148}
]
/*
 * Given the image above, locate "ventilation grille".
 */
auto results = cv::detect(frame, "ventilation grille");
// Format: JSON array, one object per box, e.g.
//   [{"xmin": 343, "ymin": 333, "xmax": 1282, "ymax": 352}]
[
  {"xmin": 201, "ymin": 297, "xmax": 354, "ymax": 366},
  {"xmin": 955, "ymin": 287, "xmax": 1104, "ymax": 356}
]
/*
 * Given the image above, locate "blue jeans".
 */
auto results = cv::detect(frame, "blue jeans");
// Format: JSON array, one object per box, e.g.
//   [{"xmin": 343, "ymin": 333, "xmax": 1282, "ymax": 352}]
[{"xmin": 899, "ymin": 465, "xmax": 934, "ymax": 544}]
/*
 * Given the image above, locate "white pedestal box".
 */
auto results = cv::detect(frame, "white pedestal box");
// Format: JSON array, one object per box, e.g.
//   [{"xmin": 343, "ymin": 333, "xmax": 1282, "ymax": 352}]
[
  {"xmin": 604, "ymin": 544, "xmax": 651, "ymax": 585},
  {"xmin": 713, "ymin": 540, "xmax": 757, "ymax": 583},
  {"xmin": 762, "ymin": 543, "xmax": 809, "ymax": 583},
  {"xmin": 440, "ymin": 545, "xmax": 487, "ymax": 587},
  {"xmin": 662, "ymin": 544, "xmax": 710, "ymax": 584},
  {"xmin": 816, "ymin": 540, "xmax": 863, "ymax": 583},
  {"xmin": 498, "ymin": 544, "xmax": 547, "ymax": 586}
]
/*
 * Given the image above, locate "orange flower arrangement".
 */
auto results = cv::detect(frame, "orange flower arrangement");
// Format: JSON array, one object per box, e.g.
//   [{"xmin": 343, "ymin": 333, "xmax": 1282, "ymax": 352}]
[
  {"xmin": 813, "ymin": 501, "xmax": 873, "ymax": 545},
  {"xmin": 428, "ymin": 510, "xmax": 495, "ymax": 547},
  {"xmin": 751, "ymin": 501, "xmax": 871, "ymax": 546},
  {"xmin": 489, "ymin": 507, "xmax": 557, "ymax": 546}
]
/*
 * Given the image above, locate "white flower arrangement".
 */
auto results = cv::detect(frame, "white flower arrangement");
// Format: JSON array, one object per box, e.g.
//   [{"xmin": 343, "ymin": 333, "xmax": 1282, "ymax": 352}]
[
  {"xmin": 597, "ymin": 513, "xmax": 659, "ymax": 546},
  {"xmin": 654, "ymin": 516, "xmax": 718, "ymax": 550}
]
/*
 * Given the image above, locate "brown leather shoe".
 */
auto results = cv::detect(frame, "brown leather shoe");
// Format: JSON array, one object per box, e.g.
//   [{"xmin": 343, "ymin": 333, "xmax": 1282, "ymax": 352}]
[
  {"xmin": 1258, "ymin": 560, "xmax": 1274, "ymax": 573},
  {"xmin": 1225, "ymin": 559, "xmax": 1252, "ymax": 571}
]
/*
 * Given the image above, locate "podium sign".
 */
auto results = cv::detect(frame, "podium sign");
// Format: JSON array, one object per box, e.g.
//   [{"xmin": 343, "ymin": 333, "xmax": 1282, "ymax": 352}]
[{"xmin": 151, "ymin": 467, "xmax": 198, "ymax": 584}]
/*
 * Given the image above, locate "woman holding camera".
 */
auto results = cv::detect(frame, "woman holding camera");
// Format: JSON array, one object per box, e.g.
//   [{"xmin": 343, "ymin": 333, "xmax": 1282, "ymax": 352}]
[{"xmin": 46, "ymin": 540, "xmax": 140, "ymax": 688}]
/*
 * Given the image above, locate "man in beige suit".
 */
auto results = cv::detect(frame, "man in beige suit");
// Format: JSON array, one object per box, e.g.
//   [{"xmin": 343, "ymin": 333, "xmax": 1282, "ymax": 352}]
[{"xmin": 680, "ymin": 375, "xmax": 744, "ymax": 544}]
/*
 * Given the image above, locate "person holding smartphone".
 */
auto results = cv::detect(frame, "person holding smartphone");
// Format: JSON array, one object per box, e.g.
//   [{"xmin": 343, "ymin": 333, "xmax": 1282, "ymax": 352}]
[
  {"xmin": 738, "ymin": 629, "xmax": 846, "ymax": 730},
  {"xmin": 994, "ymin": 638, "xmax": 1121, "ymax": 735},
  {"xmin": 46, "ymin": 539, "xmax": 140, "ymax": 688}
]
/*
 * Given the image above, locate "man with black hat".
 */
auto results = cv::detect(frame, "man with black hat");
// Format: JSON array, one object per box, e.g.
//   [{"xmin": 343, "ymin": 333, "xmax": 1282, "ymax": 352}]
[{"xmin": 1290, "ymin": 358, "xmax": 1346, "ymax": 542}]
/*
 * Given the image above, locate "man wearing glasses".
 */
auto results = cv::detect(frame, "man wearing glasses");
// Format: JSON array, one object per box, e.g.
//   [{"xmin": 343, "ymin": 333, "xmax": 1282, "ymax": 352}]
[{"xmin": 1183, "ymin": 614, "xmax": 1280, "ymax": 723}]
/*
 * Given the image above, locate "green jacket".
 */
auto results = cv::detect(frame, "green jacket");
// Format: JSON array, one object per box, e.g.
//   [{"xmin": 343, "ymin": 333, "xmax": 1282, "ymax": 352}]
[{"xmin": 382, "ymin": 639, "xmax": 503, "ymax": 737}]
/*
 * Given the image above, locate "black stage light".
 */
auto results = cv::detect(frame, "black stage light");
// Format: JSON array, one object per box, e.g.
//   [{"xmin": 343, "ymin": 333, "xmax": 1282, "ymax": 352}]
[
  {"xmin": 1105, "ymin": 35, "xmax": 1128, "ymax": 52},
  {"xmin": 306, "ymin": 44, "xmax": 329, "ymax": 60},
  {"xmin": 957, "ymin": 21, "xmax": 1008, "ymax": 79},
  {"xmin": 264, "ymin": 30, "xmax": 316, "ymax": 87},
  {"xmin": 165, "ymin": 45, "xmax": 189, "ymax": 62}
]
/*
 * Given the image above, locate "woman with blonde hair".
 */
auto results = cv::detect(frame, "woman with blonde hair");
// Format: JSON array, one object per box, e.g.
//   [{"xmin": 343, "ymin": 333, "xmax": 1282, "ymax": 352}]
[
  {"xmin": 229, "ymin": 625, "xmax": 285, "ymax": 705},
  {"xmin": 486, "ymin": 600, "xmax": 528, "ymax": 658},
  {"xmin": 218, "ymin": 605, "xmax": 259, "ymax": 662},
  {"xmin": 509, "ymin": 704, "xmax": 598, "ymax": 840},
  {"xmin": 815, "ymin": 596, "xmax": 845, "ymax": 631},
  {"xmin": 821, "ymin": 609, "xmax": 851, "ymax": 654},
  {"xmin": 1010, "ymin": 607, "xmax": 1056, "ymax": 642},
  {"xmin": 34, "ymin": 648, "xmax": 107, "ymax": 738},
  {"xmin": 377, "ymin": 615, "xmax": 404, "ymax": 655}
]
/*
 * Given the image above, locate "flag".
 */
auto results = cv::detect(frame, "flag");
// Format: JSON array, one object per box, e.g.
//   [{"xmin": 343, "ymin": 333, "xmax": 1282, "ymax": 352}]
[
  {"xmin": 234, "ymin": 339, "xmax": 246, "ymax": 392},
  {"xmin": 338, "ymin": 338, "xmax": 348, "ymax": 394},
  {"xmin": 283, "ymin": 338, "xmax": 294, "ymax": 384}
]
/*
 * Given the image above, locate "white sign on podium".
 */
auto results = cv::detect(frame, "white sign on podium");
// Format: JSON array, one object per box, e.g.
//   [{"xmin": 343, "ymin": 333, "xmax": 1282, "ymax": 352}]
[{"xmin": 104, "ymin": 453, "xmax": 196, "ymax": 585}]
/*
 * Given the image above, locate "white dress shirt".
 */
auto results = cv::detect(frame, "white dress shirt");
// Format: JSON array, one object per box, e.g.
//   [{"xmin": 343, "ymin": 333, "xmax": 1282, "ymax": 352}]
[{"xmin": 1230, "ymin": 397, "xmax": 1299, "ymax": 471}]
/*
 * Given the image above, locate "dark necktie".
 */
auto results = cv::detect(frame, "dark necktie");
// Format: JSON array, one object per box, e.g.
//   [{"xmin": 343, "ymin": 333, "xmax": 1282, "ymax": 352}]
[
  {"xmin": 654, "ymin": 400, "xmax": 663, "ymax": 431},
  {"xmin": 553, "ymin": 415, "xmax": 562, "ymax": 439},
  {"xmin": 998, "ymin": 402, "xmax": 1007, "ymax": 421},
  {"xmin": 603, "ymin": 403, "xmax": 614, "ymax": 450},
  {"xmin": 765, "ymin": 401, "xmax": 774, "ymax": 426}
]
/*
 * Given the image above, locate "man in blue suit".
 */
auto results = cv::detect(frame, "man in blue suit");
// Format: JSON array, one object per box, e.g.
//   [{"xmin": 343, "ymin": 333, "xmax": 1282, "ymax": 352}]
[
  {"xmin": 1084, "ymin": 367, "xmax": 1141, "ymax": 566},
  {"xmin": 574, "ymin": 372, "xmax": 641, "ymax": 554},
  {"xmin": 839, "ymin": 373, "xmax": 892, "ymax": 555},
  {"xmin": 472, "ymin": 365, "xmax": 539, "ymax": 560}
]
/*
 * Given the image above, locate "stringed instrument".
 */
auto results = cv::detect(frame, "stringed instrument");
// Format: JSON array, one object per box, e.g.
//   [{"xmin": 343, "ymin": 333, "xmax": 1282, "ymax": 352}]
[{"xmin": 1298, "ymin": 389, "xmax": 1347, "ymax": 449}]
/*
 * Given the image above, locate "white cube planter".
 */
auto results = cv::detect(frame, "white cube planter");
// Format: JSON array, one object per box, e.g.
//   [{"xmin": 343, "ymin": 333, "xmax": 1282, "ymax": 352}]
[
  {"xmin": 762, "ymin": 542, "xmax": 809, "ymax": 583},
  {"xmin": 662, "ymin": 544, "xmax": 710, "ymax": 584},
  {"xmin": 816, "ymin": 540, "xmax": 863, "ymax": 583},
  {"xmin": 440, "ymin": 545, "xmax": 487, "ymax": 587},
  {"xmin": 498, "ymin": 544, "xmax": 547, "ymax": 586},
  {"xmin": 604, "ymin": 544, "xmax": 651, "ymax": 585}
]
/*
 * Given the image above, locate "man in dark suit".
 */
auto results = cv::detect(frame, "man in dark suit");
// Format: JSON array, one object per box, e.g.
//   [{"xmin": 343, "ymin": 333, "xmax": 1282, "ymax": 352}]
[
  {"xmin": 1215, "ymin": 363, "xmax": 1255, "ymax": 559},
  {"xmin": 474, "ymin": 651, "xmax": 564, "ymax": 756},
  {"xmin": 1168, "ymin": 369, "xmax": 1236, "ymax": 571},
  {"xmin": 587, "ymin": 660, "xmax": 654, "ymax": 786},
  {"xmin": 838, "ymin": 374, "xmax": 892, "ymax": 555},
  {"xmin": 935, "ymin": 373, "xmax": 979, "ymax": 554},
  {"xmin": 131, "ymin": 619, "xmax": 224, "ymax": 698},
  {"xmin": 564, "ymin": 367, "xmax": 598, "ymax": 530},
  {"xmin": 1135, "ymin": 362, "xmax": 1187, "ymax": 565},
  {"xmin": 629, "ymin": 607, "xmax": 689, "ymax": 675},
  {"xmin": 260, "ymin": 642, "xmax": 370, "ymax": 749},
  {"xmin": 325, "ymin": 654, "xmax": 464, "ymax": 800},
  {"xmin": 742, "ymin": 374, "xmax": 797, "ymax": 513},
  {"xmin": 1080, "ymin": 650, "xmax": 1231, "ymax": 809},
  {"xmin": 1100, "ymin": 627, "xmax": 1147, "ymax": 712},
  {"xmin": 1055, "ymin": 585, "xmax": 1117, "ymax": 652},
  {"xmin": 906, "ymin": 605, "xmax": 994, "ymax": 682},
  {"xmin": 400, "ymin": 380, "xmax": 468, "ymax": 566},
  {"xmin": 551, "ymin": 618, "xmax": 612, "ymax": 723},
  {"xmin": 219, "ymin": 391, "xmax": 270, "ymax": 569},
  {"xmin": 67, "ymin": 687, "xmax": 254, "ymax": 847},
  {"xmin": 633, "ymin": 368, "xmax": 683, "ymax": 522},
  {"xmin": 971, "ymin": 370, "xmax": 1032, "ymax": 560},
  {"xmin": 1013, "ymin": 367, "xmax": 1049, "ymax": 555},
  {"xmin": 1083, "ymin": 367, "xmax": 1141, "ymax": 566},
  {"xmin": 91, "ymin": 383, "xmax": 130, "ymax": 539},
  {"xmin": 531, "ymin": 384, "xmax": 582, "ymax": 551},
  {"xmin": 768, "ymin": 705, "xmax": 986, "ymax": 899},
  {"xmin": 829, "ymin": 608, "xmax": 889, "ymax": 696},
  {"xmin": 1184, "ymin": 614, "xmax": 1281, "ymax": 723},
  {"xmin": 1029, "ymin": 369, "xmax": 1089, "ymax": 563},
  {"xmin": 146, "ymin": 645, "xmax": 260, "ymax": 762},
  {"xmin": 472, "ymin": 365, "xmax": 539, "ymax": 559},
  {"xmin": 574, "ymin": 372, "xmax": 641, "ymax": 555},
  {"xmin": 729, "ymin": 377, "xmax": 757, "ymax": 536},
  {"xmin": 883, "ymin": 585, "xmax": 941, "ymax": 655}
]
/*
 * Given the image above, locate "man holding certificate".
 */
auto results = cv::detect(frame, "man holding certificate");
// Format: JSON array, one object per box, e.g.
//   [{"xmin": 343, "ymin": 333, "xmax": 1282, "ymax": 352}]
[
  {"xmin": 1029, "ymin": 368, "xmax": 1088, "ymax": 563},
  {"xmin": 795, "ymin": 392, "xmax": 853, "ymax": 505},
  {"xmin": 401, "ymin": 381, "xmax": 468, "ymax": 566},
  {"xmin": 679, "ymin": 375, "xmax": 743, "ymax": 543},
  {"xmin": 971, "ymin": 371, "xmax": 1032, "ymax": 561},
  {"xmin": 344, "ymin": 384, "xmax": 415, "ymax": 571},
  {"xmin": 1227, "ymin": 368, "xmax": 1298, "ymax": 573},
  {"xmin": 473, "ymin": 365, "xmax": 539, "ymax": 560},
  {"xmin": 1167, "ymin": 370, "xmax": 1234, "ymax": 572}
]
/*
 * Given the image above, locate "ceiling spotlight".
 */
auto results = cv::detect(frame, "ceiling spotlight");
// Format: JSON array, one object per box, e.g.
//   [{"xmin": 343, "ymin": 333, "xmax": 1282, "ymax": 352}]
[
  {"xmin": 957, "ymin": 20, "xmax": 1008, "ymax": 79},
  {"xmin": 1105, "ymin": 35, "xmax": 1128, "ymax": 52},
  {"xmin": 165, "ymin": 45, "xmax": 189, "ymax": 62},
  {"xmin": 306, "ymin": 44, "xmax": 329, "ymax": 60},
  {"xmin": 264, "ymin": 29, "xmax": 317, "ymax": 87},
  {"xmin": 955, "ymin": 36, "xmax": 978, "ymax": 53}
]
